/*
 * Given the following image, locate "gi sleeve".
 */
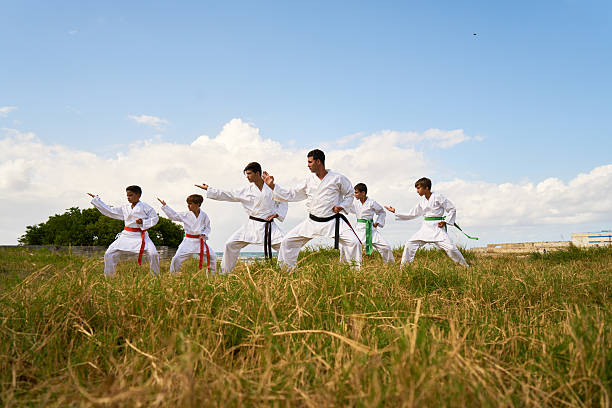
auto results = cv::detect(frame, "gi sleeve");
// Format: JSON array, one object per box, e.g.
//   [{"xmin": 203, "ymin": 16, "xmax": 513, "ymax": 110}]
[
  {"xmin": 272, "ymin": 178, "xmax": 308, "ymax": 202},
  {"xmin": 91, "ymin": 196, "xmax": 124, "ymax": 220},
  {"xmin": 441, "ymin": 196, "xmax": 457, "ymax": 226},
  {"xmin": 141, "ymin": 204, "xmax": 159, "ymax": 229},
  {"xmin": 201, "ymin": 213, "xmax": 211, "ymax": 239},
  {"xmin": 161, "ymin": 204, "xmax": 183, "ymax": 222},
  {"xmin": 337, "ymin": 176, "xmax": 354, "ymax": 214},
  {"xmin": 274, "ymin": 200, "xmax": 289, "ymax": 222},
  {"xmin": 346, "ymin": 200, "xmax": 356, "ymax": 215},
  {"xmin": 206, "ymin": 186, "xmax": 246, "ymax": 203},
  {"xmin": 395, "ymin": 202, "xmax": 424, "ymax": 221},
  {"xmin": 372, "ymin": 200, "xmax": 386, "ymax": 228}
]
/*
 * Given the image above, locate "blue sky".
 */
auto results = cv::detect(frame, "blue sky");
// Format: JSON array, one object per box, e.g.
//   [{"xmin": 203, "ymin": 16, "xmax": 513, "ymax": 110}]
[{"xmin": 1, "ymin": 1, "xmax": 611, "ymax": 246}]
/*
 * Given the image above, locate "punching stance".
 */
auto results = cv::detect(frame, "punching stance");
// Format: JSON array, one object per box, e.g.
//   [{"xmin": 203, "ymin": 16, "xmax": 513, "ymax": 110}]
[
  {"xmin": 263, "ymin": 149, "xmax": 362, "ymax": 269},
  {"xmin": 349, "ymin": 183, "xmax": 394, "ymax": 263},
  {"xmin": 196, "ymin": 162, "xmax": 287, "ymax": 274},
  {"xmin": 385, "ymin": 177, "xmax": 469, "ymax": 267},
  {"xmin": 87, "ymin": 186, "xmax": 160, "ymax": 277},
  {"xmin": 158, "ymin": 194, "xmax": 217, "ymax": 274}
]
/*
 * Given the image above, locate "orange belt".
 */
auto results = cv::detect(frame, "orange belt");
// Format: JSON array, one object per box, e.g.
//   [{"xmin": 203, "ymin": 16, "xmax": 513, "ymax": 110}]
[
  {"xmin": 124, "ymin": 227, "xmax": 146, "ymax": 265},
  {"xmin": 185, "ymin": 234, "xmax": 210, "ymax": 271}
]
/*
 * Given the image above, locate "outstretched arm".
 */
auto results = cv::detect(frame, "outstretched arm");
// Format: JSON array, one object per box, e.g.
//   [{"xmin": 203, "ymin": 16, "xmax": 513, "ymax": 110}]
[
  {"xmin": 384, "ymin": 205, "xmax": 395, "ymax": 213},
  {"xmin": 268, "ymin": 174, "xmax": 308, "ymax": 202},
  {"xmin": 88, "ymin": 193, "xmax": 124, "ymax": 220},
  {"xmin": 158, "ymin": 199, "xmax": 183, "ymax": 222},
  {"xmin": 393, "ymin": 203, "xmax": 423, "ymax": 221},
  {"xmin": 204, "ymin": 185, "xmax": 247, "ymax": 203}
]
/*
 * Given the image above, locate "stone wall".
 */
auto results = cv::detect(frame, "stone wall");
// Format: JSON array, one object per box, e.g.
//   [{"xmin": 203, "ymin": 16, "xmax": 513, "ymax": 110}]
[
  {"xmin": 0, "ymin": 245, "xmax": 178, "ymax": 260},
  {"xmin": 471, "ymin": 241, "xmax": 571, "ymax": 255}
]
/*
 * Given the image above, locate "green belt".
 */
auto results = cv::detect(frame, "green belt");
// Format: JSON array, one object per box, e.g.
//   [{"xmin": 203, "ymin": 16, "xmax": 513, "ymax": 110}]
[
  {"xmin": 357, "ymin": 219, "xmax": 374, "ymax": 255},
  {"xmin": 423, "ymin": 216, "xmax": 478, "ymax": 240}
]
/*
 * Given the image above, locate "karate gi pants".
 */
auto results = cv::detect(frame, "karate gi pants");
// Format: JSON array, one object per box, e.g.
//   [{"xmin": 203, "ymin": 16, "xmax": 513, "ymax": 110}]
[
  {"xmin": 357, "ymin": 228, "xmax": 394, "ymax": 263},
  {"xmin": 221, "ymin": 240, "xmax": 281, "ymax": 274},
  {"xmin": 170, "ymin": 247, "xmax": 217, "ymax": 275},
  {"xmin": 370, "ymin": 241, "xmax": 395, "ymax": 263},
  {"xmin": 277, "ymin": 220, "xmax": 362, "ymax": 269},
  {"xmin": 401, "ymin": 238, "xmax": 468, "ymax": 267},
  {"xmin": 104, "ymin": 247, "xmax": 160, "ymax": 277}
]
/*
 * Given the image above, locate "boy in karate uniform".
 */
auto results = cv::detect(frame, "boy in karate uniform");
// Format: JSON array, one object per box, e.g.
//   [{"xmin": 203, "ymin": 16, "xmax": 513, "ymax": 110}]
[
  {"xmin": 157, "ymin": 194, "xmax": 217, "ymax": 275},
  {"xmin": 195, "ymin": 162, "xmax": 287, "ymax": 274},
  {"xmin": 87, "ymin": 185, "xmax": 160, "ymax": 277},
  {"xmin": 349, "ymin": 183, "xmax": 394, "ymax": 263},
  {"xmin": 385, "ymin": 177, "xmax": 469, "ymax": 267}
]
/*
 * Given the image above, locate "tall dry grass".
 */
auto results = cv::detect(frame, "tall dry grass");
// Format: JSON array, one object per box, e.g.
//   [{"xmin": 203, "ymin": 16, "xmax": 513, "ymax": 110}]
[{"xmin": 0, "ymin": 246, "xmax": 610, "ymax": 407}]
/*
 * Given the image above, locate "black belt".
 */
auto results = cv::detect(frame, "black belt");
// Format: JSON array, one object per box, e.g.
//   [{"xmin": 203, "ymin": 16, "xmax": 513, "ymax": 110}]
[
  {"xmin": 249, "ymin": 216, "xmax": 273, "ymax": 258},
  {"xmin": 309, "ymin": 213, "xmax": 362, "ymax": 249}
]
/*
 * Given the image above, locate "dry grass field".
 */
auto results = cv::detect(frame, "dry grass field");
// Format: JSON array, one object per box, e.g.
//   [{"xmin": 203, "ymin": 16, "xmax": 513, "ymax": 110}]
[{"xmin": 1, "ymin": 246, "xmax": 610, "ymax": 407}]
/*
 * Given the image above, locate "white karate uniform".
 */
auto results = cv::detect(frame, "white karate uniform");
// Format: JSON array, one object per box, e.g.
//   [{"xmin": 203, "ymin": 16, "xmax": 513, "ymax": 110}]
[
  {"xmin": 91, "ymin": 196, "xmax": 160, "ymax": 277},
  {"xmin": 272, "ymin": 170, "xmax": 362, "ymax": 269},
  {"xmin": 394, "ymin": 192, "xmax": 468, "ymax": 266},
  {"xmin": 348, "ymin": 197, "xmax": 394, "ymax": 263},
  {"xmin": 161, "ymin": 205, "xmax": 217, "ymax": 274},
  {"xmin": 206, "ymin": 183, "xmax": 288, "ymax": 273}
]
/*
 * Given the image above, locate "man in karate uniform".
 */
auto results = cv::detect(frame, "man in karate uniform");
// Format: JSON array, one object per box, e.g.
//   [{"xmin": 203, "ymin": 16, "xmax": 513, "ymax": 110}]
[
  {"xmin": 349, "ymin": 183, "xmax": 394, "ymax": 263},
  {"xmin": 195, "ymin": 162, "xmax": 288, "ymax": 274},
  {"xmin": 157, "ymin": 194, "xmax": 217, "ymax": 274},
  {"xmin": 262, "ymin": 149, "xmax": 362, "ymax": 269},
  {"xmin": 87, "ymin": 185, "xmax": 160, "ymax": 277},
  {"xmin": 385, "ymin": 177, "xmax": 469, "ymax": 267}
]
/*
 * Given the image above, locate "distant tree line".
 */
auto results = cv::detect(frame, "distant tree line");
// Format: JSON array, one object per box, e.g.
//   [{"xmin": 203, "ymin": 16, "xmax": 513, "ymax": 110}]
[{"xmin": 19, "ymin": 207, "xmax": 184, "ymax": 248}]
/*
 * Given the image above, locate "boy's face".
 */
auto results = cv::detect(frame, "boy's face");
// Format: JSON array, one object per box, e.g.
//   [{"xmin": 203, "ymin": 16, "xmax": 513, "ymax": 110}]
[
  {"xmin": 415, "ymin": 185, "xmax": 430, "ymax": 196},
  {"xmin": 245, "ymin": 169, "xmax": 260, "ymax": 183},
  {"xmin": 354, "ymin": 189, "xmax": 366, "ymax": 201},
  {"xmin": 126, "ymin": 190, "xmax": 141, "ymax": 204},
  {"xmin": 187, "ymin": 201, "xmax": 201, "ymax": 213}
]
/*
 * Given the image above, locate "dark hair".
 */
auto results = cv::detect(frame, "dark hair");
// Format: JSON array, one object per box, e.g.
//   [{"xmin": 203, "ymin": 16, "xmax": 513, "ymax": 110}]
[
  {"xmin": 307, "ymin": 149, "xmax": 325, "ymax": 164},
  {"xmin": 186, "ymin": 194, "xmax": 204, "ymax": 205},
  {"xmin": 243, "ymin": 162, "xmax": 262, "ymax": 175},
  {"xmin": 414, "ymin": 177, "xmax": 432, "ymax": 190},
  {"xmin": 354, "ymin": 183, "xmax": 367, "ymax": 194},
  {"xmin": 126, "ymin": 185, "xmax": 142, "ymax": 195}
]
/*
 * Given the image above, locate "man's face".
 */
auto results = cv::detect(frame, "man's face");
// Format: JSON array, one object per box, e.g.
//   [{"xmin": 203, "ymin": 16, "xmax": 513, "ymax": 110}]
[
  {"xmin": 187, "ymin": 201, "xmax": 200, "ymax": 213},
  {"xmin": 415, "ymin": 185, "xmax": 429, "ymax": 196},
  {"xmin": 245, "ymin": 169, "xmax": 258, "ymax": 183},
  {"xmin": 354, "ymin": 189, "xmax": 366, "ymax": 201},
  {"xmin": 307, "ymin": 157, "xmax": 321, "ymax": 173},
  {"xmin": 126, "ymin": 190, "xmax": 140, "ymax": 204}
]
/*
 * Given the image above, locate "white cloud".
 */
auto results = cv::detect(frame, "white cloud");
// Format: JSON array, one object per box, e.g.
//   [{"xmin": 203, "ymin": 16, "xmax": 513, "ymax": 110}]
[
  {"xmin": 68, "ymin": 29, "xmax": 78, "ymax": 35},
  {"xmin": 1, "ymin": 120, "xmax": 610, "ymax": 251},
  {"xmin": 0, "ymin": 106, "xmax": 17, "ymax": 117},
  {"xmin": 128, "ymin": 114, "xmax": 169, "ymax": 129},
  {"xmin": 368, "ymin": 128, "xmax": 472, "ymax": 149}
]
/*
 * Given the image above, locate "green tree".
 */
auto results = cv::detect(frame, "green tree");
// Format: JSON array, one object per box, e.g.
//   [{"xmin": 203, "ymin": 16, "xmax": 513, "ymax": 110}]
[
  {"xmin": 148, "ymin": 217, "xmax": 185, "ymax": 248},
  {"xmin": 19, "ymin": 207, "xmax": 184, "ymax": 248}
]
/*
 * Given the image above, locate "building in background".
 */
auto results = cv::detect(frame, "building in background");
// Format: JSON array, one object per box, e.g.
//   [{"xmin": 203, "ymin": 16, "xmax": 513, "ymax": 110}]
[{"xmin": 572, "ymin": 231, "xmax": 612, "ymax": 247}]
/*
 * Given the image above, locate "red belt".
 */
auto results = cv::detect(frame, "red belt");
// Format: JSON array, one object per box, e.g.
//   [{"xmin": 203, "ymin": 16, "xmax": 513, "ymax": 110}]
[
  {"xmin": 185, "ymin": 234, "xmax": 210, "ymax": 271},
  {"xmin": 124, "ymin": 227, "xmax": 146, "ymax": 265}
]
